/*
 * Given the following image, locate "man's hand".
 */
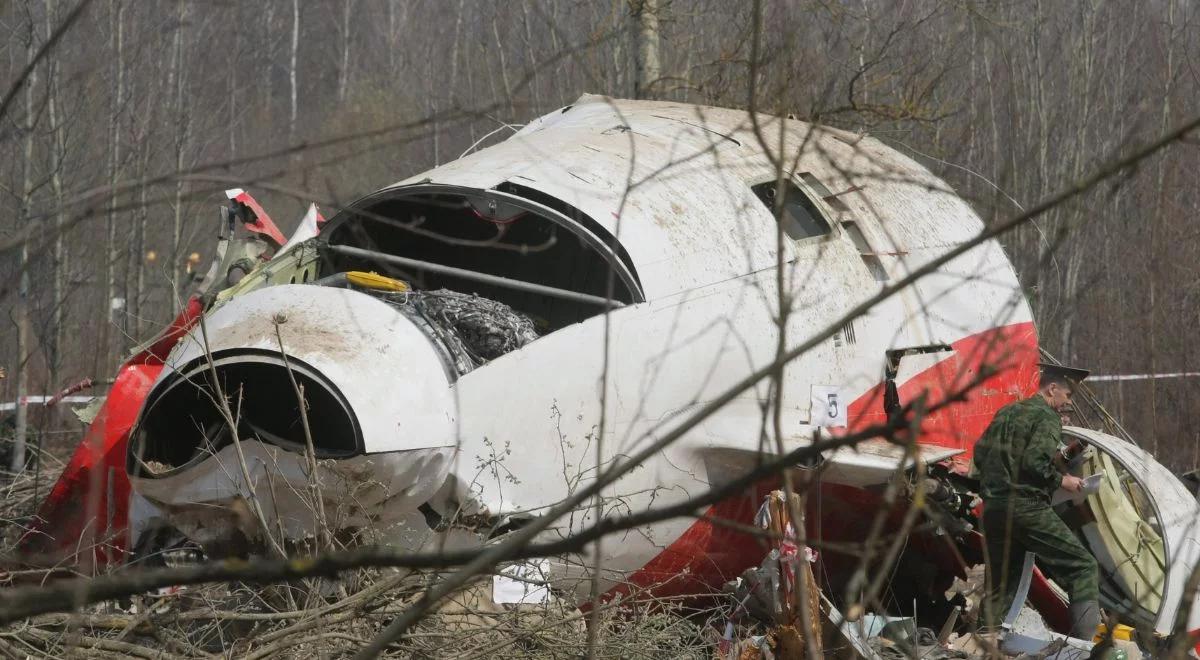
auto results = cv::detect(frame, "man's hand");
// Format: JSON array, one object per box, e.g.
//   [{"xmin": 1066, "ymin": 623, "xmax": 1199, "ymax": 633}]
[{"xmin": 1061, "ymin": 474, "xmax": 1085, "ymax": 493}]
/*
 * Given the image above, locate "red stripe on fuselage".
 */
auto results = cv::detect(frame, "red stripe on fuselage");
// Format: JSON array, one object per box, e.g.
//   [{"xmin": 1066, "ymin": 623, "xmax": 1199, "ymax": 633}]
[
  {"xmin": 17, "ymin": 363, "xmax": 161, "ymax": 567},
  {"xmin": 843, "ymin": 320, "xmax": 1040, "ymax": 469},
  {"xmin": 17, "ymin": 298, "xmax": 202, "ymax": 567},
  {"xmin": 612, "ymin": 321, "xmax": 1039, "ymax": 602}
]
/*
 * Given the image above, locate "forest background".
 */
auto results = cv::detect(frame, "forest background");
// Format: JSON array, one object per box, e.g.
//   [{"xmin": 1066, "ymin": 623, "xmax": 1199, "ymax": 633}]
[{"xmin": 0, "ymin": 0, "xmax": 1197, "ymax": 473}]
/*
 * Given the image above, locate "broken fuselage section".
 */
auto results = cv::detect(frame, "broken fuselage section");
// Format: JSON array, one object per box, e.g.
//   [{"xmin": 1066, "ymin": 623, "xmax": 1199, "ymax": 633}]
[
  {"xmin": 34, "ymin": 95, "xmax": 1193, "ymax": 647},
  {"xmin": 129, "ymin": 180, "xmax": 643, "ymax": 556}
]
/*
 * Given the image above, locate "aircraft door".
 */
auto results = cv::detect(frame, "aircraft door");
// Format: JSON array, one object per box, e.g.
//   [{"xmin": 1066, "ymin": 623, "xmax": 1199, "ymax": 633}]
[{"xmin": 1056, "ymin": 428, "xmax": 1200, "ymax": 638}]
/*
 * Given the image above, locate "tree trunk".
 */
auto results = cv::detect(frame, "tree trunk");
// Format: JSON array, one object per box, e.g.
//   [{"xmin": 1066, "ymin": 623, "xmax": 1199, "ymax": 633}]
[
  {"xmin": 229, "ymin": 12, "xmax": 239, "ymax": 156},
  {"xmin": 134, "ymin": 164, "xmax": 149, "ymax": 339},
  {"xmin": 1147, "ymin": 0, "xmax": 1178, "ymax": 455},
  {"xmin": 263, "ymin": 0, "xmax": 275, "ymax": 121},
  {"xmin": 289, "ymin": 0, "xmax": 299, "ymax": 138},
  {"xmin": 387, "ymin": 0, "xmax": 396, "ymax": 72},
  {"xmin": 448, "ymin": 0, "xmax": 465, "ymax": 101},
  {"xmin": 610, "ymin": 0, "xmax": 625, "ymax": 96},
  {"xmin": 13, "ymin": 8, "xmax": 39, "ymax": 474},
  {"xmin": 492, "ymin": 11, "xmax": 513, "ymax": 117},
  {"xmin": 634, "ymin": 0, "xmax": 661, "ymax": 99},
  {"xmin": 106, "ymin": 0, "xmax": 126, "ymax": 366},
  {"xmin": 520, "ymin": 1, "xmax": 540, "ymax": 111},
  {"xmin": 337, "ymin": 0, "xmax": 352, "ymax": 103},
  {"xmin": 169, "ymin": 0, "xmax": 187, "ymax": 308},
  {"xmin": 46, "ymin": 0, "xmax": 67, "ymax": 392}
]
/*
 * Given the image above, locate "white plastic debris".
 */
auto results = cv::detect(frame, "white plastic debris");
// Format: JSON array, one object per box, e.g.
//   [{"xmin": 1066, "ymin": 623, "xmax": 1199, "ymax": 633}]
[{"xmin": 492, "ymin": 559, "xmax": 552, "ymax": 605}]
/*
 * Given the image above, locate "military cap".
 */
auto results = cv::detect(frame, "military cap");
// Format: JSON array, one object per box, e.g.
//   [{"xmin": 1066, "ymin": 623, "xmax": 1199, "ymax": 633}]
[{"xmin": 1037, "ymin": 362, "xmax": 1090, "ymax": 386}]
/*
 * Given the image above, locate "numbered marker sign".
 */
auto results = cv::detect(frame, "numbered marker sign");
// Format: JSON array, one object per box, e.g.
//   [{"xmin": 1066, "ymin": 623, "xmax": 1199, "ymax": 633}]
[{"xmin": 811, "ymin": 385, "xmax": 847, "ymax": 428}]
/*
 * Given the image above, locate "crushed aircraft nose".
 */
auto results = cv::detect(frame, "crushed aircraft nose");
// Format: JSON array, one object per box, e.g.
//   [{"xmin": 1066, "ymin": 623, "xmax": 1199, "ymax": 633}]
[
  {"xmin": 22, "ymin": 97, "xmax": 1200, "ymax": 655},
  {"xmin": 126, "ymin": 284, "xmax": 464, "ymax": 555}
]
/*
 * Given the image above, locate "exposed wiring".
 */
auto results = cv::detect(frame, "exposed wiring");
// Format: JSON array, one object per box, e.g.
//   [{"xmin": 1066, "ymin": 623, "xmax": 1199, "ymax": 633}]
[
  {"xmin": 459, "ymin": 123, "xmax": 523, "ymax": 159},
  {"xmin": 468, "ymin": 205, "xmax": 527, "ymax": 226}
]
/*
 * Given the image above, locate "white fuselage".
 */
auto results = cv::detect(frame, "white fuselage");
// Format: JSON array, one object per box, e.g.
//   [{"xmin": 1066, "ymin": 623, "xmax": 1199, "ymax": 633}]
[{"xmin": 130, "ymin": 96, "xmax": 1036, "ymax": 599}]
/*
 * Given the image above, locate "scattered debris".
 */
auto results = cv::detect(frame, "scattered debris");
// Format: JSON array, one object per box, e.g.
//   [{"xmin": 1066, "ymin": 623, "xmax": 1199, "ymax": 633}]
[
  {"xmin": 720, "ymin": 491, "xmax": 823, "ymax": 658},
  {"xmin": 492, "ymin": 559, "xmax": 552, "ymax": 605},
  {"xmin": 822, "ymin": 595, "xmax": 884, "ymax": 659},
  {"xmin": 411, "ymin": 289, "xmax": 541, "ymax": 362},
  {"xmin": 1000, "ymin": 630, "xmax": 1094, "ymax": 658},
  {"xmin": 71, "ymin": 397, "xmax": 105, "ymax": 425},
  {"xmin": 943, "ymin": 564, "xmax": 986, "ymax": 628},
  {"xmin": 360, "ymin": 287, "xmax": 543, "ymax": 376},
  {"xmin": 867, "ymin": 622, "xmax": 967, "ymax": 659},
  {"xmin": 946, "ymin": 630, "xmax": 1001, "ymax": 657}
]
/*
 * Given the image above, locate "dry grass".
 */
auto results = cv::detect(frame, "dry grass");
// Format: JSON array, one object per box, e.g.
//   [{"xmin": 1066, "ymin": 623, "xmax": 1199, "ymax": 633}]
[{"xmin": 0, "ymin": 566, "xmax": 720, "ymax": 658}]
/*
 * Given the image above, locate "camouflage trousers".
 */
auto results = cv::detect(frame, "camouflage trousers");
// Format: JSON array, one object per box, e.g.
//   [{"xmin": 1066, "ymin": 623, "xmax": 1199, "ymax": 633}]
[{"xmin": 981, "ymin": 498, "xmax": 1098, "ymax": 626}]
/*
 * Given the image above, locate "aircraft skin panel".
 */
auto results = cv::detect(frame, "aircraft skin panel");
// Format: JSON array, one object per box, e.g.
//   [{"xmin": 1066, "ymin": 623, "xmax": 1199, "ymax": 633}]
[
  {"xmin": 1062, "ymin": 428, "xmax": 1200, "ymax": 637},
  {"xmin": 599, "ymin": 321, "xmax": 1037, "ymax": 602},
  {"xmin": 387, "ymin": 95, "xmax": 1005, "ymax": 304},
  {"xmin": 819, "ymin": 441, "xmax": 964, "ymax": 488},
  {"xmin": 16, "ymin": 363, "xmax": 156, "ymax": 567},
  {"xmin": 18, "ymin": 296, "xmax": 206, "ymax": 566},
  {"xmin": 447, "ymin": 290, "xmax": 1037, "ymax": 595},
  {"xmin": 19, "ymin": 97, "xmax": 1091, "ymax": 630}
]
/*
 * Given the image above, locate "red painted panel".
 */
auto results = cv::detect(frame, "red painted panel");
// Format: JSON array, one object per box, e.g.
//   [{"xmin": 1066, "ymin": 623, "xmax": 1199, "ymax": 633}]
[
  {"xmin": 137, "ymin": 296, "xmax": 204, "ymax": 365},
  {"xmin": 17, "ymin": 362, "xmax": 160, "ymax": 567},
  {"xmin": 17, "ymin": 298, "xmax": 203, "ymax": 568},
  {"xmin": 844, "ymin": 321, "xmax": 1040, "ymax": 471},
  {"xmin": 1029, "ymin": 566, "xmax": 1071, "ymax": 634},
  {"xmin": 231, "ymin": 189, "xmax": 287, "ymax": 247},
  {"xmin": 619, "ymin": 322, "xmax": 1041, "ymax": 612}
]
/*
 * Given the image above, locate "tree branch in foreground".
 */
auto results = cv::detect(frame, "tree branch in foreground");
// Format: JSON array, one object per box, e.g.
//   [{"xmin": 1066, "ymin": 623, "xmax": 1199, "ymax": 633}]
[
  {"xmin": 354, "ymin": 106, "xmax": 1200, "ymax": 658},
  {"xmin": 1, "ymin": 107, "xmax": 1195, "ymax": 648}
]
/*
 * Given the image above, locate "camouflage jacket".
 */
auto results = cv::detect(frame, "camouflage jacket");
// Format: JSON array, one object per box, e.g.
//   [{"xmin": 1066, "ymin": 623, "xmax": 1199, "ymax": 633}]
[{"xmin": 973, "ymin": 395, "xmax": 1063, "ymax": 504}]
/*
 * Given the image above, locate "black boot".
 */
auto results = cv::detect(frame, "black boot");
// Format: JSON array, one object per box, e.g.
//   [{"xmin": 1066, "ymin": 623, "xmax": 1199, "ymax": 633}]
[{"xmin": 1068, "ymin": 599, "xmax": 1100, "ymax": 640}]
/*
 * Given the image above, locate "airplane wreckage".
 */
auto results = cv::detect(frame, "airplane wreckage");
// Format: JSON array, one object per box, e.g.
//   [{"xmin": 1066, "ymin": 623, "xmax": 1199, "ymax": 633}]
[{"xmin": 17, "ymin": 95, "xmax": 1200, "ymax": 655}]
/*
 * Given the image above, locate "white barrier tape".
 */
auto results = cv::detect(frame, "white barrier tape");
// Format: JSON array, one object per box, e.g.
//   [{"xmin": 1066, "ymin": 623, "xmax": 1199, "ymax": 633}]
[{"xmin": 1089, "ymin": 371, "xmax": 1200, "ymax": 382}]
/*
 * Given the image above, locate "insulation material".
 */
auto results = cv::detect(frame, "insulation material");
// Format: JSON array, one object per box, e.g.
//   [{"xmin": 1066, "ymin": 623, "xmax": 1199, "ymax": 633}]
[{"xmin": 399, "ymin": 289, "xmax": 540, "ymax": 368}]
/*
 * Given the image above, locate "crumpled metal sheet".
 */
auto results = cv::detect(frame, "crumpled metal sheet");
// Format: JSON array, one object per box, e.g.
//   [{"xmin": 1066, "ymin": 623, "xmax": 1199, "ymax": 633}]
[{"xmin": 396, "ymin": 289, "xmax": 539, "ymax": 369}]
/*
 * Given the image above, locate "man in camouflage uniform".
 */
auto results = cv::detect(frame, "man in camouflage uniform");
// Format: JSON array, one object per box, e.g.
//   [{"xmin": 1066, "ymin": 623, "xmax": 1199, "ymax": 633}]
[{"xmin": 973, "ymin": 363, "xmax": 1099, "ymax": 639}]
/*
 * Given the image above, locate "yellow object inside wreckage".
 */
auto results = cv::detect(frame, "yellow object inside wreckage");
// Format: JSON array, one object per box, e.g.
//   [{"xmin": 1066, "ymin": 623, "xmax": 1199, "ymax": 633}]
[{"xmin": 1079, "ymin": 450, "xmax": 1166, "ymax": 623}]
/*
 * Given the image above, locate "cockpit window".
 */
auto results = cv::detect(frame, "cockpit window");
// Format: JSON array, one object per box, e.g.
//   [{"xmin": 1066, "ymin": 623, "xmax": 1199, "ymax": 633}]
[
  {"xmin": 751, "ymin": 180, "xmax": 832, "ymax": 241},
  {"xmin": 320, "ymin": 186, "xmax": 642, "ymax": 334}
]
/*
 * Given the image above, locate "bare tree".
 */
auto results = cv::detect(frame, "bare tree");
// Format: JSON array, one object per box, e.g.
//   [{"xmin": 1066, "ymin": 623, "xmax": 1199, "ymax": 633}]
[
  {"xmin": 289, "ymin": 0, "xmax": 299, "ymax": 139},
  {"xmin": 168, "ymin": 0, "xmax": 188, "ymax": 308},
  {"xmin": 45, "ymin": 0, "xmax": 67, "ymax": 391},
  {"xmin": 633, "ymin": 0, "xmax": 661, "ymax": 99},
  {"xmin": 103, "ymin": 0, "xmax": 125, "ymax": 367},
  {"xmin": 11, "ymin": 0, "xmax": 39, "ymax": 473}
]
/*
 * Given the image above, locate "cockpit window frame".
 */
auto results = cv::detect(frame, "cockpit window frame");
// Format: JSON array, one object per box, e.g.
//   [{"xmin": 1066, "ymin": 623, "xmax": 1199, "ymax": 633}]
[
  {"xmin": 319, "ymin": 182, "xmax": 646, "ymax": 305},
  {"xmin": 748, "ymin": 173, "xmax": 841, "ymax": 249}
]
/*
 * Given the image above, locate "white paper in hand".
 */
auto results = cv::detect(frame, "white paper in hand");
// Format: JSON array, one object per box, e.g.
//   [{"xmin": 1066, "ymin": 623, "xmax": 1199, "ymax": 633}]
[
  {"xmin": 1051, "ymin": 471, "xmax": 1106, "ymax": 505},
  {"xmin": 1080, "ymin": 472, "xmax": 1105, "ymax": 495}
]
